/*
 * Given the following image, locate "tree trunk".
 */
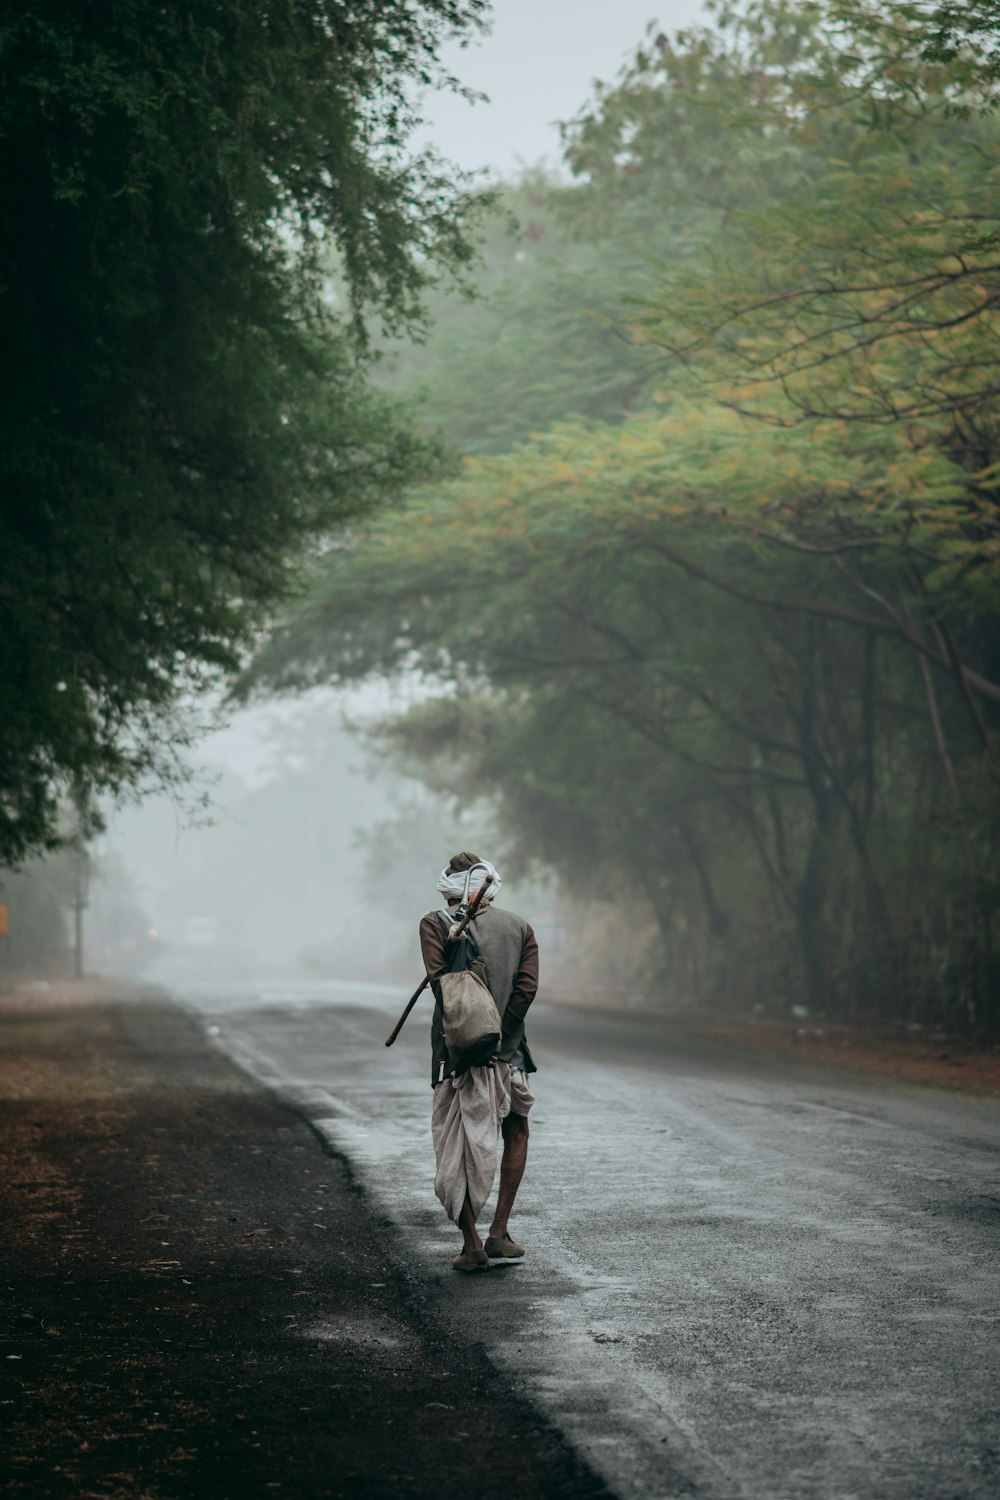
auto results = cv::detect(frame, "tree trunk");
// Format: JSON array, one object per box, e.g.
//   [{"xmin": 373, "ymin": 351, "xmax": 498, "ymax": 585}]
[{"xmin": 795, "ymin": 823, "xmax": 830, "ymax": 1013}]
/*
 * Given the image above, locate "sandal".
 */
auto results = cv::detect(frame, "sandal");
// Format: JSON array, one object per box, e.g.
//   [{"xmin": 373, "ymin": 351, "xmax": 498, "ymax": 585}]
[
  {"xmin": 484, "ymin": 1233, "xmax": 524, "ymax": 1259},
  {"xmin": 452, "ymin": 1248, "xmax": 490, "ymax": 1272}
]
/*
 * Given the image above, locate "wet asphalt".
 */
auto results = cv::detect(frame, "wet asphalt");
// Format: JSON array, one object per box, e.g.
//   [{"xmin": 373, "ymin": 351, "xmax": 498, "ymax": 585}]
[{"xmin": 179, "ymin": 977, "xmax": 1000, "ymax": 1500}]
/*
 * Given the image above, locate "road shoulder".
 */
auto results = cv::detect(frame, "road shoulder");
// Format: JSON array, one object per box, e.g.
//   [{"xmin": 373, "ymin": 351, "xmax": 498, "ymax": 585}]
[
  {"xmin": 0, "ymin": 987, "xmax": 609, "ymax": 1500},
  {"xmin": 546, "ymin": 992, "xmax": 1000, "ymax": 1099}
]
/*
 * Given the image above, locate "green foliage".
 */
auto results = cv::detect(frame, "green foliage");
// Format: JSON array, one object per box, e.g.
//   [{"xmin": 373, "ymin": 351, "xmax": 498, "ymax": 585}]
[
  {"xmin": 253, "ymin": 0, "xmax": 1000, "ymax": 1026},
  {"xmin": 825, "ymin": 2, "xmax": 1000, "ymax": 114},
  {"xmin": 375, "ymin": 174, "xmax": 663, "ymax": 454},
  {"xmin": 636, "ymin": 98, "xmax": 1000, "ymax": 432},
  {"xmin": 0, "ymin": 0, "xmax": 486, "ymax": 862}
]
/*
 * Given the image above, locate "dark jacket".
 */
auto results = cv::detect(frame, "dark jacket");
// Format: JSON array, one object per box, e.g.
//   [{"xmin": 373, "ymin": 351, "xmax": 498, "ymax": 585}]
[{"xmin": 419, "ymin": 903, "xmax": 539, "ymax": 1086}]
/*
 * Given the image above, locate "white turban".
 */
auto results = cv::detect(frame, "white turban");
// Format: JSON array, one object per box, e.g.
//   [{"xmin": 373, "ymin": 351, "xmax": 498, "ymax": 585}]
[{"xmin": 436, "ymin": 859, "xmax": 502, "ymax": 905}]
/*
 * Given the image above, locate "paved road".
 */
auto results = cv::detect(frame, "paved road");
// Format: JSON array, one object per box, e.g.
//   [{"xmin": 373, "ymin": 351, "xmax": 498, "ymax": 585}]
[{"xmin": 177, "ymin": 978, "xmax": 1000, "ymax": 1500}]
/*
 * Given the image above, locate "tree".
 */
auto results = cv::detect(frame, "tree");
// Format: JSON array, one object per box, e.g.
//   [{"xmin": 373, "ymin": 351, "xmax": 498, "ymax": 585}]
[
  {"xmin": 0, "ymin": 0, "xmax": 486, "ymax": 863},
  {"xmin": 373, "ymin": 171, "xmax": 664, "ymax": 455},
  {"xmin": 247, "ymin": 400, "xmax": 999, "ymax": 1018},
  {"xmin": 250, "ymin": 0, "xmax": 1000, "ymax": 1026}
]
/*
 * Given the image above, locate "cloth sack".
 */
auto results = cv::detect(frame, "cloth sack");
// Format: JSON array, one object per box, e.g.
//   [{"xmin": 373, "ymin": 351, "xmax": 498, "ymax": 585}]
[
  {"xmin": 440, "ymin": 964, "xmax": 502, "ymax": 1074},
  {"xmin": 436, "ymin": 910, "xmax": 503, "ymax": 1074}
]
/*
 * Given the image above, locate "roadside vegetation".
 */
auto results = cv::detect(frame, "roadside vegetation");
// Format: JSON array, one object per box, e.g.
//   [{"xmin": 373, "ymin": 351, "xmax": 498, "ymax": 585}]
[
  {"xmin": 250, "ymin": 0, "xmax": 1000, "ymax": 1030},
  {"xmin": 0, "ymin": 0, "xmax": 487, "ymax": 865}
]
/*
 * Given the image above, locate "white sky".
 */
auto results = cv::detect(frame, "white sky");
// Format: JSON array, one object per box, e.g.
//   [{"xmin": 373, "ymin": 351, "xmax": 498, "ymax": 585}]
[{"xmin": 416, "ymin": 0, "xmax": 709, "ymax": 176}]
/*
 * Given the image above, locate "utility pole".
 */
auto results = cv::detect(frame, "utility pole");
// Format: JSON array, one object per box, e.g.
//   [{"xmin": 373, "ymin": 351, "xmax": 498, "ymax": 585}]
[
  {"xmin": 0, "ymin": 900, "xmax": 9, "ymax": 989},
  {"xmin": 72, "ymin": 816, "xmax": 89, "ymax": 981}
]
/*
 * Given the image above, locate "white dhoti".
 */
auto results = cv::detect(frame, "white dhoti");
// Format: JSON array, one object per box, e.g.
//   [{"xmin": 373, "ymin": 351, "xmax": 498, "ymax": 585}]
[{"xmin": 431, "ymin": 1062, "xmax": 536, "ymax": 1223}]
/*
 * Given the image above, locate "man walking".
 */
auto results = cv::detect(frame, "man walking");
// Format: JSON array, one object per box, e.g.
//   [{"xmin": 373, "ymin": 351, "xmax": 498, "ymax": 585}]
[{"xmin": 419, "ymin": 852, "xmax": 539, "ymax": 1272}]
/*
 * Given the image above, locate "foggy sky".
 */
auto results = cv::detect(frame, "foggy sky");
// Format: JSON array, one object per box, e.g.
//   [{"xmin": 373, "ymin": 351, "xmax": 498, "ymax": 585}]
[{"xmin": 417, "ymin": 0, "xmax": 708, "ymax": 175}]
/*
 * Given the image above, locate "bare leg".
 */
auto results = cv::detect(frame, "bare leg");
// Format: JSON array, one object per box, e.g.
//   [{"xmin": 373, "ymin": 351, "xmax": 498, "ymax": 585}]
[
  {"xmin": 488, "ymin": 1112, "xmax": 529, "ymax": 1239},
  {"xmin": 458, "ymin": 1190, "xmax": 483, "ymax": 1254}
]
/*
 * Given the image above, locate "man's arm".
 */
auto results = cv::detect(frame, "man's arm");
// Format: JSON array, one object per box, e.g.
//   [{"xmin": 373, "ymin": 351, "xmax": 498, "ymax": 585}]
[
  {"xmin": 418, "ymin": 913, "xmax": 448, "ymax": 1002},
  {"xmin": 504, "ymin": 923, "xmax": 539, "ymax": 1031}
]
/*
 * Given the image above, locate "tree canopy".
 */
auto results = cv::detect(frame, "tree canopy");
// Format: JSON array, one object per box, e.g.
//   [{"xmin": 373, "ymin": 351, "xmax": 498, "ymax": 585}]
[
  {"xmin": 250, "ymin": 0, "xmax": 1000, "ymax": 1027},
  {"xmin": 0, "ymin": 0, "xmax": 486, "ymax": 862}
]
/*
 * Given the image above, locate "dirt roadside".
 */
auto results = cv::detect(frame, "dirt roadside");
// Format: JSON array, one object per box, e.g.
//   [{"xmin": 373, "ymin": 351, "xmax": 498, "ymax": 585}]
[
  {"xmin": 547, "ymin": 991, "xmax": 1000, "ymax": 1098},
  {"xmin": 0, "ymin": 987, "xmax": 609, "ymax": 1500},
  {"xmin": 688, "ymin": 1014, "xmax": 1000, "ymax": 1098}
]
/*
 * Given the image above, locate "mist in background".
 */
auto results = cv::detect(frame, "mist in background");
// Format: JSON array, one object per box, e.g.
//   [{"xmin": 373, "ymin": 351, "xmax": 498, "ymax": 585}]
[
  {"xmin": 92, "ymin": 694, "xmax": 484, "ymax": 985},
  {"xmin": 83, "ymin": 0, "xmax": 707, "ymax": 992}
]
